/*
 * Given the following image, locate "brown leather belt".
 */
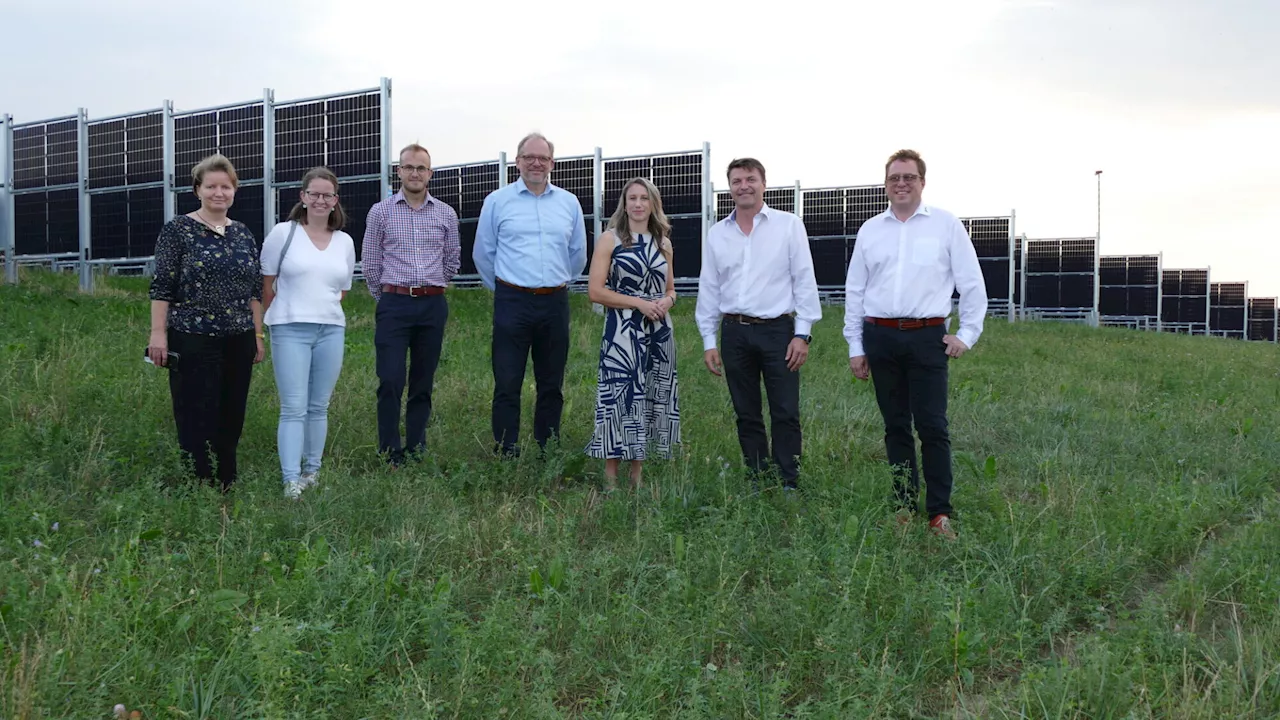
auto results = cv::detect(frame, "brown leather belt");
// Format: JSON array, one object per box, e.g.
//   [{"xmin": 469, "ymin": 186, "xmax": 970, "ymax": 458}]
[
  {"xmin": 382, "ymin": 284, "xmax": 444, "ymax": 297},
  {"xmin": 498, "ymin": 278, "xmax": 565, "ymax": 295},
  {"xmin": 723, "ymin": 313, "xmax": 793, "ymax": 325},
  {"xmin": 865, "ymin": 316, "xmax": 945, "ymax": 330}
]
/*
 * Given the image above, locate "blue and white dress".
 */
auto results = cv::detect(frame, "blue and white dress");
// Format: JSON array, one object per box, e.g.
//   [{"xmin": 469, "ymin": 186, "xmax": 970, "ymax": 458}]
[{"xmin": 586, "ymin": 233, "xmax": 680, "ymax": 460}]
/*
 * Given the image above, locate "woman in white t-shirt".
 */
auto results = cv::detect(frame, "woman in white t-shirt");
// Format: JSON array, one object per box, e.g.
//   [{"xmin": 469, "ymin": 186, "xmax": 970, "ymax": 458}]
[{"xmin": 260, "ymin": 167, "xmax": 357, "ymax": 498}]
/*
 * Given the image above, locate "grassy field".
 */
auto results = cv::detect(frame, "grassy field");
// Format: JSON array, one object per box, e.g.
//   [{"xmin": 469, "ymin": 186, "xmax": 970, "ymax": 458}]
[{"xmin": 1, "ymin": 268, "xmax": 1279, "ymax": 719}]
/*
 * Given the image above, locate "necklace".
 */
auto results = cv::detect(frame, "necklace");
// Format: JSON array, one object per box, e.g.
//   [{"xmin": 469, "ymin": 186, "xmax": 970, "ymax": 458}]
[{"xmin": 196, "ymin": 210, "xmax": 227, "ymax": 237}]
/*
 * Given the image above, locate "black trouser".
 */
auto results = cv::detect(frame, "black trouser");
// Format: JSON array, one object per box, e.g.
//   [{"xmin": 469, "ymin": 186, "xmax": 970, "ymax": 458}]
[
  {"xmin": 167, "ymin": 329, "xmax": 256, "ymax": 491},
  {"xmin": 721, "ymin": 316, "xmax": 802, "ymax": 487},
  {"xmin": 491, "ymin": 282, "xmax": 570, "ymax": 454},
  {"xmin": 374, "ymin": 292, "xmax": 448, "ymax": 463},
  {"xmin": 863, "ymin": 322, "xmax": 953, "ymax": 518}
]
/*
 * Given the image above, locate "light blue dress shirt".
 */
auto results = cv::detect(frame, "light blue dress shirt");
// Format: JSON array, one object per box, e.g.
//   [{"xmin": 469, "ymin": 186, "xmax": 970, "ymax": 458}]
[{"xmin": 473, "ymin": 177, "xmax": 588, "ymax": 291}]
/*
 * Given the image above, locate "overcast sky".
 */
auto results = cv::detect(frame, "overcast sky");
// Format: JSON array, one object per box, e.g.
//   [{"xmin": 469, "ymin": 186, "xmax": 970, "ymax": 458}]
[{"xmin": 4, "ymin": 0, "xmax": 1278, "ymax": 294}]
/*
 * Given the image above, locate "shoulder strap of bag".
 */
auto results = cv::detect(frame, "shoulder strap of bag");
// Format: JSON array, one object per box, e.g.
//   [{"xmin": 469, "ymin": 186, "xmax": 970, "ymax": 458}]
[{"xmin": 271, "ymin": 221, "xmax": 300, "ymax": 292}]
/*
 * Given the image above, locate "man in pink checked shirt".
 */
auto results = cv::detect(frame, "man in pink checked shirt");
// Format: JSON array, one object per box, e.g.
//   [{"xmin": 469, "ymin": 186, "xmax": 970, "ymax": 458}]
[{"xmin": 362, "ymin": 143, "xmax": 461, "ymax": 467}]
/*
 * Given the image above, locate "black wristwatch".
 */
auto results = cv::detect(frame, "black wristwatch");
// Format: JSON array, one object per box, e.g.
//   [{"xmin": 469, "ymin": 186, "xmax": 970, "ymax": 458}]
[{"xmin": 794, "ymin": 334, "xmax": 812, "ymax": 344}]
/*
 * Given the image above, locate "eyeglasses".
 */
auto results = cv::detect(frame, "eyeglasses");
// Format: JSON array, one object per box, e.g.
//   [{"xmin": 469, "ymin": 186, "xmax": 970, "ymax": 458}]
[
  {"xmin": 303, "ymin": 190, "xmax": 338, "ymax": 202},
  {"xmin": 886, "ymin": 173, "xmax": 921, "ymax": 185},
  {"xmin": 519, "ymin": 154, "xmax": 552, "ymax": 165},
  {"xmin": 399, "ymin": 164, "xmax": 430, "ymax": 176}
]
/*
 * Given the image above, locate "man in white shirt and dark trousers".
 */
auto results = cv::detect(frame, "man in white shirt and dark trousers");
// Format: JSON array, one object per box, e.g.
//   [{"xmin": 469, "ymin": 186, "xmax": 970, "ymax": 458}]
[
  {"xmin": 844, "ymin": 149, "xmax": 987, "ymax": 540},
  {"xmin": 696, "ymin": 158, "xmax": 822, "ymax": 491}
]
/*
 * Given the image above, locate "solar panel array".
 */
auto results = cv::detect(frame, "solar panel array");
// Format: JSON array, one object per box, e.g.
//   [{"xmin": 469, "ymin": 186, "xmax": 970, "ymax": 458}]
[
  {"xmin": 1098, "ymin": 255, "xmax": 1160, "ymax": 319},
  {"xmin": 602, "ymin": 152, "xmax": 702, "ymax": 278},
  {"xmin": 1247, "ymin": 298, "xmax": 1277, "ymax": 342},
  {"xmin": 962, "ymin": 217, "xmax": 1014, "ymax": 303},
  {"xmin": 1023, "ymin": 238, "xmax": 1097, "ymax": 311},
  {"xmin": 1209, "ymin": 282, "xmax": 1247, "ymax": 339},
  {"xmin": 86, "ymin": 110, "xmax": 165, "ymax": 259},
  {"xmin": 1160, "ymin": 269, "xmax": 1210, "ymax": 333},
  {"xmin": 10, "ymin": 117, "xmax": 81, "ymax": 258},
  {"xmin": 426, "ymin": 161, "xmax": 501, "ymax": 275}
]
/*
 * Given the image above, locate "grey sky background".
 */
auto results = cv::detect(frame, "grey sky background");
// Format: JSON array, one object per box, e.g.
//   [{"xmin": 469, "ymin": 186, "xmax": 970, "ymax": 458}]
[{"xmin": 4, "ymin": 0, "xmax": 1278, "ymax": 294}]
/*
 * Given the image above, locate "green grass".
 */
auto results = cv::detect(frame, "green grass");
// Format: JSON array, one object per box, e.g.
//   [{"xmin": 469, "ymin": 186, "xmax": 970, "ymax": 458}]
[{"xmin": 2, "ymin": 268, "xmax": 1279, "ymax": 718}]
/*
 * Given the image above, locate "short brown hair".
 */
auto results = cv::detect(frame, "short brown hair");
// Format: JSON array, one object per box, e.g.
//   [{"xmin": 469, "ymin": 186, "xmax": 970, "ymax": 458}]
[
  {"xmin": 191, "ymin": 153, "xmax": 238, "ymax": 192},
  {"xmin": 884, "ymin": 149, "xmax": 926, "ymax": 179},
  {"xmin": 287, "ymin": 167, "xmax": 347, "ymax": 231},
  {"xmin": 726, "ymin": 157, "xmax": 766, "ymax": 185},
  {"xmin": 399, "ymin": 143, "xmax": 431, "ymax": 164}
]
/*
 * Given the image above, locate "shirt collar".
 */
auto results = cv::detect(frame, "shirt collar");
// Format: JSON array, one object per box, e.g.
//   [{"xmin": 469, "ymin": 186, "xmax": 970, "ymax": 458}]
[
  {"xmin": 514, "ymin": 176, "xmax": 558, "ymax": 195},
  {"xmin": 881, "ymin": 203, "xmax": 931, "ymax": 222},
  {"xmin": 392, "ymin": 190, "xmax": 436, "ymax": 206}
]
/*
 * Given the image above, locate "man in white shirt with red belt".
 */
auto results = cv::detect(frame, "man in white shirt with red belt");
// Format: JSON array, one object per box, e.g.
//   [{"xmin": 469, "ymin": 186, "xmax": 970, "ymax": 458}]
[
  {"xmin": 696, "ymin": 157, "xmax": 822, "ymax": 491},
  {"xmin": 844, "ymin": 149, "xmax": 987, "ymax": 539}
]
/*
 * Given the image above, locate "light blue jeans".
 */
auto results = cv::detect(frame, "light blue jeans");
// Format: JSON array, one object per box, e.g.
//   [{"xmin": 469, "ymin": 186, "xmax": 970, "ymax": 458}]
[{"xmin": 270, "ymin": 322, "xmax": 346, "ymax": 484}]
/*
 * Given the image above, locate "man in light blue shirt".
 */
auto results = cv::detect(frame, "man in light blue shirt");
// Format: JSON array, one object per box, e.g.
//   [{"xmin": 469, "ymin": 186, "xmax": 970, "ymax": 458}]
[{"xmin": 473, "ymin": 132, "xmax": 588, "ymax": 457}]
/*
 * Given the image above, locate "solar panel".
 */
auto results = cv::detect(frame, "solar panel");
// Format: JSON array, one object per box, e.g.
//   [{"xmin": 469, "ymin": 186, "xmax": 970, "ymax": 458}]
[
  {"xmin": 762, "ymin": 187, "xmax": 796, "ymax": 214},
  {"xmin": 45, "ymin": 120, "xmax": 79, "ymax": 188},
  {"xmin": 650, "ymin": 153, "xmax": 701, "ymax": 215},
  {"xmin": 274, "ymin": 102, "xmax": 323, "ymax": 185},
  {"xmin": 603, "ymin": 158, "xmax": 648, "ymax": 213},
  {"xmin": 1247, "ymin": 298, "xmax": 1277, "ymax": 342},
  {"xmin": 1098, "ymin": 255, "xmax": 1160, "ymax": 319},
  {"xmin": 460, "ymin": 162, "xmax": 500, "ymax": 219},
  {"xmin": 845, "ymin": 186, "xmax": 883, "ymax": 235},
  {"xmin": 961, "ymin": 217, "xmax": 1011, "ymax": 259},
  {"xmin": 1023, "ymin": 238, "xmax": 1097, "ymax": 310},
  {"xmin": 979, "ymin": 258, "xmax": 1011, "ymax": 300},
  {"xmin": 87, "ymin": 111, "xmax": 164, "ymax": 190},
  {"xmin": 13, "ymin": 192, "xmax": 49, "ymax": 254},
  {"xmin": 802, "ymin": 189, "xmax": 843, "ymax": 236},
  {"xmin": 12, "ymin": 119, "xmax": 79, "ymax": 190},
  {"xmin": 714, "ymin": 190, "xmax": 734, "ymax": 220},
  {"xmin": 426, "ymin": 167, "xmax": 462, "ymax": 215},
  {"xmin": 88, "ymin": 119, "xmax": 127, "ymax": 189},
  {"xmin": 459, "ymin": 221, "xmax": 478, "ymax": 275},
  {"xmin": 324, "ymin": 92, "xmax": 380, "ymax": 178},
  {"xmin": 335, "ymin": 179, "xmax": 381, "ymax": 263},
  {"xmin": 810, "ymin": 237, "xmax": 846, "ymax": 286},
  {"xmin": 176, "ymin": 185, "xmax": 265, "ymax": 243},
  {"xmin": 1161, "ymin": 270, "xmax": 1211, "ymax": 330},
  {"xmin": 549, "ymin": 157, "xmax": 594, "ymax": 216},
  {"xmin": 174, "ymin": 103, "xmax": 264, "ymax": 186},
  {"xmin": 90, "ymin": 190, "xmax": 129, "ymax": 257},
  {"xmin": 669, "ymin": 216, "xmax": 702, "ymax": 279},
  {"xmin": 1209, "ymin": 282, "xmax": 1247, "ymax": 337},
  {"xmin": 127, "ymin": 187, "xmax": 165, "ymax": 257}
]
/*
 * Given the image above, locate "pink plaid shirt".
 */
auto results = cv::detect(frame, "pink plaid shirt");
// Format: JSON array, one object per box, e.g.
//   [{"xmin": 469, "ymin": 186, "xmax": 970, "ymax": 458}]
[{"xmin": 362, "ymin": 192, "xmax": 461, "ymax": 299}]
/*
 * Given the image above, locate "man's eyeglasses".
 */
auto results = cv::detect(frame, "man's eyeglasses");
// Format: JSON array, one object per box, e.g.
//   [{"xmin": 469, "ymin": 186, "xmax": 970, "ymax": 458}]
[
  {"xmin": 886, "ymin": 173, "xmax": 921, "ymax": 185},
  {"xmin": 399, "ymin": 164, "xmax": 430, "ymax": 176},
  {"xmin": 519, "ymin": 154, "xmax": 552, "ymax": 165},
  {"xmin": 304, "ymin": 190, "xmax": 338, "ymax": 202}
]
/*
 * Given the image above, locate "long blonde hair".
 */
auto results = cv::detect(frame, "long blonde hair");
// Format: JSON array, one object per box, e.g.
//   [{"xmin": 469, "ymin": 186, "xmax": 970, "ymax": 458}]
[{"xmin": 608, "ymin": 177, "xmax": 673, "ymax": 266}]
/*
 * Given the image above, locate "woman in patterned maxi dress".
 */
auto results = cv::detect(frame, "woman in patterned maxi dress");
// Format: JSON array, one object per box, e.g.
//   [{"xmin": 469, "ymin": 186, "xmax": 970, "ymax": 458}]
[{"xmin": 586, "ymin": 177, "xmax": 681, "ymax": 490}]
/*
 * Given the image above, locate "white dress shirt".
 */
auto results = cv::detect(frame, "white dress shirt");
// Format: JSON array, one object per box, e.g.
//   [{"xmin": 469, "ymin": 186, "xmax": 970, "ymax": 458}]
[
  {"xmin": 843, "ymin": 204, "xmax": 987, "ymax": 357},
  {"xmin": 695, "ymin": 204, "xmax": 822, "ymax": 351}
]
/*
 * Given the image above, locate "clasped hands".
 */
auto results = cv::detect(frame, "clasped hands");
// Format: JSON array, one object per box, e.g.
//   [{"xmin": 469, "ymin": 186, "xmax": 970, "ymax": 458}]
[{"xmin": 633, "ymin": 296, "xmax": 673, "ymax": 323}]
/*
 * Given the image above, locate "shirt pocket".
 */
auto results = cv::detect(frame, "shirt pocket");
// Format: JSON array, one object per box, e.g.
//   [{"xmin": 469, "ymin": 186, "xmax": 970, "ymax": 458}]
[{"xmin": 910, "ymin": 236, "xmax": 942, "ymax": 266}]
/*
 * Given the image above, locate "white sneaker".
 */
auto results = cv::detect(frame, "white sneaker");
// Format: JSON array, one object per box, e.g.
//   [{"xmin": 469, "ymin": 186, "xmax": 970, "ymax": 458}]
[
  {"xmin": 299, "ymin": 472, "xmax": 318, "ymax": 489},
  {"xmin": 283, "ymin": 479, "xmax": 305, "ymax": 499}
]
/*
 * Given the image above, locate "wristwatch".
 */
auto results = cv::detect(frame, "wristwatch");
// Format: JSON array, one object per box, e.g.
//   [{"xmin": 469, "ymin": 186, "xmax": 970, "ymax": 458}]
[{"xmin": 794, "ymin": 334, "xmax": 811, "ymax": 344}]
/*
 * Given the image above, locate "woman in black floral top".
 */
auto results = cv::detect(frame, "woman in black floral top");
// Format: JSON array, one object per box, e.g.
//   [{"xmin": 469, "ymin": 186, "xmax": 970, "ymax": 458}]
[{"xmin": 147, "ymin": 153, "xmax": 265, "ymax": 492}]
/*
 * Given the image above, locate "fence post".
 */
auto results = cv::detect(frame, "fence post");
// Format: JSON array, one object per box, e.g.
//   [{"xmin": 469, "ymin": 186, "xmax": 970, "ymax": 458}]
[
  {"xmin": 162, "ymin": 100, "xmax": 175, "ymax": 222},
  {"xmin": 263, "ymin": 88, "xmax": 275, "ymax": 230},
  {"xmin": 1008, "ymin": 208, "xmax": 1016, "ymax": 322},
  {"xmin": 700, "ymin": 141, "xmax": 711, "ymax": 257},
  {"xmin": 77, "ymin": 107, "xmax": 92, "ymax": 293},
  {"xmin": 379, "ymin": 77, "xmax": 392, "ymax": 200},
  {"xmin": 2, "ymin": 114, "xmax": 14, "ymax": 285}
]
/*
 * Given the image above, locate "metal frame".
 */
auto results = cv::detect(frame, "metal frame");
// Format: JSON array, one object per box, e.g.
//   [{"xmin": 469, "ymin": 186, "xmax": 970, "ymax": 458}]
[
  {"xmin": 1161, "ymin": 267, "xmax": 1212, "ymax": 335},
  {"xmin": 6, "ymin": 112, "xmax": 88, "ymax": 289}
]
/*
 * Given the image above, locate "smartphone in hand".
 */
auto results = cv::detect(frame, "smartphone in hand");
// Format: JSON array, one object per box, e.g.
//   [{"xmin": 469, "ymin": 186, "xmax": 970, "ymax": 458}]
[{"xmin": 143, "ymin": 347, "xmax": 180, "ymax": 369}]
